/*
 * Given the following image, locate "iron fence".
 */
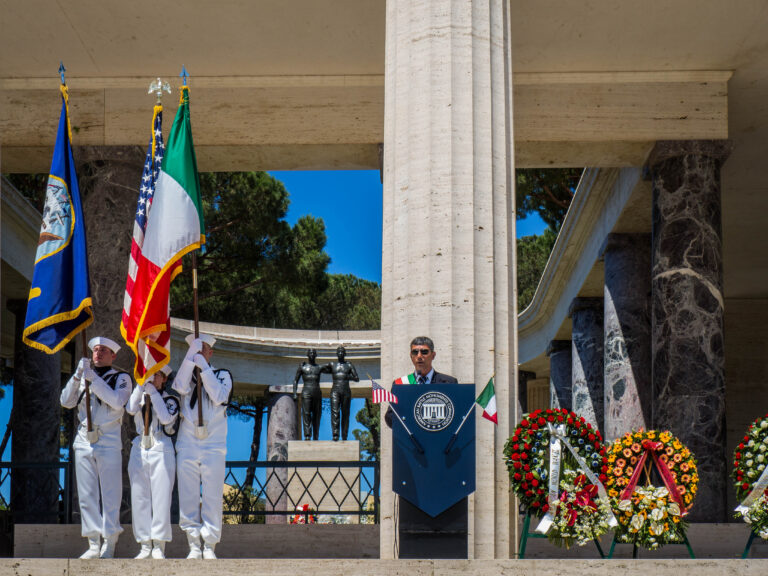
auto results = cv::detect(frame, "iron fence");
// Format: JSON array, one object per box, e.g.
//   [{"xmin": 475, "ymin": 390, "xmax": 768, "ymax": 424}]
[
  {"xmin": 223, "ymin": 460, "xmax": 380, "ymax": 524},
  {"xmin": 0, "ymin": 461, "xmax": 73, "ymax": 524},
  {"xmin": 0, "ymin": 459, "xmax": 379, "ymax": 525}
]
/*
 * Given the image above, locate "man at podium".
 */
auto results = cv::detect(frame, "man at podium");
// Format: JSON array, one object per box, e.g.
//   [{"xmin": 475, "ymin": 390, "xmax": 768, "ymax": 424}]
[
  {"xmin": 386, "ymin": 336, "xmax": 457, "ymax": 427},
  {"xmin": 398, "ymin": 336, "xmax": 458, "ymax": 386}
]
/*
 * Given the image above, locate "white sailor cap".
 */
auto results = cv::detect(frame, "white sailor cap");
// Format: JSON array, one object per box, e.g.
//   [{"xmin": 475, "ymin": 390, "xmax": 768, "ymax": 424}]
[
  {"xmin": 160, "ymin": 364, "xmax": 173, "ymax": 376},
  {"xmin": 88, "ymin": 336, "xmax": 120, "ymax": 353},
  {"xmin": 185, "ymin": 333, "xmax": 216, "ymax": 348}
]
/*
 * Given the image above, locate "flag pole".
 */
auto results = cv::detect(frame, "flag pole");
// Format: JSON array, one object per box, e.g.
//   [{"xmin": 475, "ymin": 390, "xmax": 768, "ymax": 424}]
[
  {"xmin": 192, "ymin": 251, "xmax": 204, "ymax": 431},
  {"xmin": 67, "ymin": 58, "xmax": 94, "ymax": 445},
  {"xmin": 387, "ymin": 403, "xmax": 424, "ymax": 454},
  {"xmin": 178, "ymin": 65, "xmax": 206, "ymax": 439},
  {"xmin": 444, "ymin": 403, "xmax": 474, "ymax": 454},
  {"xmin": 81, "ymin": 330, "xmax": 97, "ymax": 443}
]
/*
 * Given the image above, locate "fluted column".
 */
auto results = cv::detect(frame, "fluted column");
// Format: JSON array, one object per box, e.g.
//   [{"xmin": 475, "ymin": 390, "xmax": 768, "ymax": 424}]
[
  {"xmin": 648, "ymin": 140, "xmax": 731, "ymax": 522},
  {"xmin": 547, "ymin": 340, "xmax": 572, "ymax": 411},
  {"xmin": 603, "ymin": 233, "xmax": 651, "ymax": 441},
  {"xmin": 570, "ymin": 298, "xmax": 604, "ymax": 432},
  {"xmin": 381, "ymin": 0, "xmax": 515, "ymax": 559}
]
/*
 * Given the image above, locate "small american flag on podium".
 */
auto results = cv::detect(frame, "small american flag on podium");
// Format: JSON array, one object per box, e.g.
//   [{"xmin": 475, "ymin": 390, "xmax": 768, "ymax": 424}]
[{"xmin": 372, "ymin": 380, "xmax": 398, "ymax": 404}]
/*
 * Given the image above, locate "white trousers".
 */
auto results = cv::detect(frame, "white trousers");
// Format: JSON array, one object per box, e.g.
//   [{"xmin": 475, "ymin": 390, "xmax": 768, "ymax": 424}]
[
  {"xmin": 176, "ymin": 441, "xmax": 226, "ymax": 544},
  {"xmin": 128, "ymin": 444, "xmax": 176, "ymax": 543},
  {"xmin": 74, "ymin": 439, "xmax": 123, "ymax": 539}
]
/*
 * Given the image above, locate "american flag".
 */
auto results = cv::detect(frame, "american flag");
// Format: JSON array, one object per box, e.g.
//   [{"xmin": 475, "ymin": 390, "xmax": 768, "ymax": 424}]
[
  {"xmin": 372, "ymin": 379, "xmax": 398, "ymax": 404},
  {"xmin": 120, "ymin": 107, "xmax": 178, "ymax": 382}
]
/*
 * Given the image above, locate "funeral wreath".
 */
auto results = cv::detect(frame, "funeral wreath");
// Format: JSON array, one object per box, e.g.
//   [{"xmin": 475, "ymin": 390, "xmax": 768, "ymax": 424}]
[
  {"xmin": 504, "ymin": 408, "xmax": 614, "ymax": 547},
  {"xmin": 605, "ymin": 429, "xmax": 697, "ymax": 550},
  {"xmin": 732, "ymin": 413, "xmax": 768, "ymax": 539}
]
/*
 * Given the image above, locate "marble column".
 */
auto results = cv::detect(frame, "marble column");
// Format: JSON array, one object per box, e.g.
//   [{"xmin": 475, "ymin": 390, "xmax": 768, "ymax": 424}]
[
  {"xmin": 603, "ymin": 233, "xmax": 652, "ymax": 441},
  {"xmin": 648, "ymin": 140, "xmax": 731, "ymax": 522},
  {"xmin": 7, "ymin": 299, "xmax": 61, "ymax": 523},
  {"xmin": 547, "ymin": 340, "xmax": 572, "ymax": 411},
  {"xmin": 518, "ymin": 371, "xmax": 536, "ymax": 417},
  {"xmin": 265, "ymin": 390, "xmax": 299, "ymax": 524},
  {"xmin": 75, "ymin": 146, "xmax": 145, "ymax": 361},
  {"xmin": 381, "ymin": 0, "xmax": 515, "ymax": 559},
  {"xmin": 570, "ymin": 298, "xmax": 604, "ymax": 432},
  {"xmin": 76, "ymin": 145, "xmax": 146, "ymax": 523}
]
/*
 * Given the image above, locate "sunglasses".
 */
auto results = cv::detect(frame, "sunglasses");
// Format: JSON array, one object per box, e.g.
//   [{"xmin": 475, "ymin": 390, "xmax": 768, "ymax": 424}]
[{"xmin": 410, "ymin": 348, "xmax": 432, "ymax": 356}]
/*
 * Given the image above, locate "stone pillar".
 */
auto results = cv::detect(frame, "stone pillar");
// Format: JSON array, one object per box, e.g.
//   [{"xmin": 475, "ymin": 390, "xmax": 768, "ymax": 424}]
[
  {"xmin": 75, "ymin": 145, "xmax": 146, "ymax": 523},
  {"xmin": 603, "ymin": 233, "xmax": 652, "ymax": 441},
  {"xmin": 569, "ymin": 298, "xmax": 604, "ymax": 432},
  {"xmin": 547, "ymin": 341, "xmax": 572, "ymax": 411},
  {"xmin": 7, "ymin": 299, "xmax": 61, "ymax": 524},
  {"xmin": 518, "ymin": 371, "xmax": 536, "ymax": 417},
  {"xmin": 265, "ymin": 389, "xmax": 298, "ymax": 524},
  {"xmin": 381, "ymin": 0, "xmax": 515, "ymax": 559},
  {"xmin": 647, "ymin": 140, "xmax": 731, "ymax": 522}
]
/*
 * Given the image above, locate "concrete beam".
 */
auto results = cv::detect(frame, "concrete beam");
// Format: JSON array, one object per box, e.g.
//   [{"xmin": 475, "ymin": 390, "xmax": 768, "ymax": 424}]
[{"xmin": 1, "ymin": 71, "xmax": 729, "ymax": 172}]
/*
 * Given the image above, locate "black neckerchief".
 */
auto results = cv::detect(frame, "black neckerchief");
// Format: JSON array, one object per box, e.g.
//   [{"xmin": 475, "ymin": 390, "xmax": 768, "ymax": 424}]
[{"xmin": 190, "ymin": 370, "xmax": 205, "ymax": 409}]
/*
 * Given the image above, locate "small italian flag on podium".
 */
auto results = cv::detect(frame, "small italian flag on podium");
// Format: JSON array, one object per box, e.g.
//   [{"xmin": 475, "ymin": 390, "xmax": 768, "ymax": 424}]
[{"xmin": 476, "ymin": 377, "xmax": 498, "ymax": 424}]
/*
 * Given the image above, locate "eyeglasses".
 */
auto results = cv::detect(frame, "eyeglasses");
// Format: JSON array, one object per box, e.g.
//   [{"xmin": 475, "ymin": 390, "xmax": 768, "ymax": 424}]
[{"xmin": 410, "ymin": 348, "xmax": 432, "ymax": 356}]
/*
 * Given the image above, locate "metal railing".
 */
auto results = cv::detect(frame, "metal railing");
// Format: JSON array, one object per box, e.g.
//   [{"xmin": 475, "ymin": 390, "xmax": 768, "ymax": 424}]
[
  {"xmin": 223, "ymin": 460, "xmax": 380, "ymax": 524},
  {"xmin": 0, "ymin": 461, "xmax": 73, "ymax": 524},
  {"xmin": 0, "ymin": 459, "xmax": 379, "ymax": 525}
]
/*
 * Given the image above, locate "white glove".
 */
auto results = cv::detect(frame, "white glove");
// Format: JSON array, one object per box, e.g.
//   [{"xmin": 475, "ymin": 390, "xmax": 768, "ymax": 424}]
[
  {"xmin": 146, "ymin": 383, "xmax": 160, "ymax": 396},
  {"xmin": 192, "ymin": 353, "xmax": 209, "ymax": 371},
  {"xmin": 82, "ymin": 365, "xmax": 96, "ymax": 382},
  {"xmin": 75, "ymin": 357, "xmax": 89, "ymax": 378},
  {"xmin": 186, "ymin": 338, "xmax": 203, "ymax": 358}
]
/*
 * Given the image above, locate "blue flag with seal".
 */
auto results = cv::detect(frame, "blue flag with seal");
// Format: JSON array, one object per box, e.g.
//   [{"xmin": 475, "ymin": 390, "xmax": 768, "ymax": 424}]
[{"xmin": 22, "ymin": 84, "xmax": 93, "ymax": 353}]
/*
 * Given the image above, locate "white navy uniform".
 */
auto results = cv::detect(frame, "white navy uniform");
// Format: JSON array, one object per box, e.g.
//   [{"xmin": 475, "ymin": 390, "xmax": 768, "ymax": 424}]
[
  {"xmin": 126, "ymin": 383, "xmax": 180, "ymax": 544},
  {"xmin": 60, "ymin": 365, "xmax": 131, "ymax": 541},
  {"xmin": 173, "ymin": 352, "xmax": 232, "ymax": 546}
]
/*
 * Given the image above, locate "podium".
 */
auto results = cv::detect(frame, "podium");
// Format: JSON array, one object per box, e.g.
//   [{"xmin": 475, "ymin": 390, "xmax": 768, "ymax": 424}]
[{"xmin": 391, "ymin": 384, "xmax": 476, "ymax": 558}]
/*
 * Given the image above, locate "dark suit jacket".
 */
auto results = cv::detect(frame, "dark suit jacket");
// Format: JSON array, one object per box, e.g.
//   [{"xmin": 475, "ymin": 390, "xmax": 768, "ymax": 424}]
[{"xmin": 384, "ymin": 370, "xmax": 458, "ymax": 426}]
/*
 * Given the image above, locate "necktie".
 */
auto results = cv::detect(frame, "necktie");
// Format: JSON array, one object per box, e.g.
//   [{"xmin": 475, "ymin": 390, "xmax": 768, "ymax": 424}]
[{"xmin": 418, "ymin": 375, "xmax": 426, "ymax": 385}]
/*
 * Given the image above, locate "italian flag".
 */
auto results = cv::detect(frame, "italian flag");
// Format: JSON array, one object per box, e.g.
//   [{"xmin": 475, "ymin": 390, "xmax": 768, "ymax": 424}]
[
  {"xmin": 394, "ymin": 374, "xmax": 417, "ymax": 385},
  {"xmin": 476, "ymin": 377, "xmax": 497, "ymax": 424},
  {"xmin": 124, "ymin": 86, "xmax": 204, "ymax": 382}
]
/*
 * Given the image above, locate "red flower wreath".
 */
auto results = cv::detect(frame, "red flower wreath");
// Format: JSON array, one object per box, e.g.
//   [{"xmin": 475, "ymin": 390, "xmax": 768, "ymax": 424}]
[{"xmin": 503, "ymin": 408, "xmax": 607, "ymax": 515}]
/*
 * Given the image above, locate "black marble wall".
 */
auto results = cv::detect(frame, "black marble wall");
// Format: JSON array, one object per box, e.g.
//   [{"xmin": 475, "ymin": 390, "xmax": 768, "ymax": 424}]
[
  {"xmin": 603, "ymin": 233, "xmax": 652, "ymax": 441},
  {"xmin": 547, "ymin": 340, "xmax": 572, "ymax": 411},
  {"xmin": 648, "ymin": 140, "xmax": 731, "ymax": 522},
  {"xmin": 570, "ymin": 298, "xmax": 605, "ymax": 432}
]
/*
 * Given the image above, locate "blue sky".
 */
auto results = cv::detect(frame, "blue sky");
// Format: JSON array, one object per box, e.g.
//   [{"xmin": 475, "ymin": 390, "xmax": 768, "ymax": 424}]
[{"xmin": 0, "ymin": 170, "xmax": 547, "ymax": 469}]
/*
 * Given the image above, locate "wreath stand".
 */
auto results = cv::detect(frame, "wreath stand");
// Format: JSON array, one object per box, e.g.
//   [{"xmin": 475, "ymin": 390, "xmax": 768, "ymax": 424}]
[
  {"xmin": 606, "ymin": 458, "xmax": 695, "ymax": 558},
  {"xmin": 518, "ymin": 510, "xmax": 605, "ymax": 559},
  {"xmin": 740, "ymin": 529, "xmax": 767, "ymax": 559}
]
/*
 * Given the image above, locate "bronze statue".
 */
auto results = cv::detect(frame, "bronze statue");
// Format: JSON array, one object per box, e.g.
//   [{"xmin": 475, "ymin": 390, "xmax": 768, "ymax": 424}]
[
  {"xmin": 329, "ymin": 346, "xmax": 359, "ymax": 441},
  {"xmin": 293, "ymin": 349, "xmax": 328, "ymax": 441}
]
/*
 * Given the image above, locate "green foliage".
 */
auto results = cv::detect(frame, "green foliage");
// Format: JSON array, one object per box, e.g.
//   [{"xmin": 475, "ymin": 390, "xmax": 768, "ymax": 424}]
[
  {"xmin": 170, "ymin": 172, "xmax": 331, "ymax": 326},
  {"xmin": 278, "ymin": 274, "xmax": 382, "ymax": 330},
  {"xmin": 223, "ymin": 486, "xmax": 266, "ymax": 524},
  {"xmin": 354, "ymin": 399, "xmax": 380, "ymax": 461},
  {"xmin": 516, "ymin": 168, "xmax": 582, "ymax": 231},
  {"xmin": 4, "ymin": 173, "xmax": 47, "ymax": 211},
  {"xmin": 517, "ymin": 228, "xmax": 558, "ymax": 311}
]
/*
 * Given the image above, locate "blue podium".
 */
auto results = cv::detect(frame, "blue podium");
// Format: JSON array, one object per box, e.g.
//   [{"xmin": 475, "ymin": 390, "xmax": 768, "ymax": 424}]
[{"xmin": 391, "ymin": 384, "xmax": 476, "ymax": 558}]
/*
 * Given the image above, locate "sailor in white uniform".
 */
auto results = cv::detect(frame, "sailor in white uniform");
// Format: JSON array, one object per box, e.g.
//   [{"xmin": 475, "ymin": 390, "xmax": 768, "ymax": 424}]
[
  {"xmin": 173, "ymin": 334, "xmax": 232, "ymax": 559},
  {"xmin": 60, "ymin": 336, "xmax": 132, "ymax": 559},
  {"xmin": 127, "ymin": 364, "xmax": 180, "ymax": 559}
]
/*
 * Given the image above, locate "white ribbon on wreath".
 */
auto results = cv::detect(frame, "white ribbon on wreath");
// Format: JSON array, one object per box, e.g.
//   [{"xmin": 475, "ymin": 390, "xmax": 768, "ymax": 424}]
[
  {"xmin": 735, "ymin": 462, "xmax": 768, "ymax": 515},
  {"xmin": 535, "ymin": 423, "xmax": 618, "ymax": 534}
]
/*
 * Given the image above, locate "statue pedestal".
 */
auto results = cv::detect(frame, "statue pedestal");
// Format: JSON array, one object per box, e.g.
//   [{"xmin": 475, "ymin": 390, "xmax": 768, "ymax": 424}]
[{"xmin": 287, "ymin": 440, "xmax": 361, "ymax": 524}]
